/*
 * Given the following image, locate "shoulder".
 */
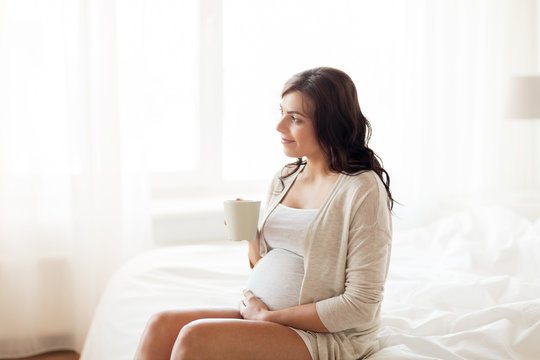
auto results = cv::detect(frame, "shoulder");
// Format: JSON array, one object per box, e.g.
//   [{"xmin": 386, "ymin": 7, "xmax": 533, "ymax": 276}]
[
  {"xmin": 264, "ymin": 164, "xmax": 302, "ymax": 207},
  {"xmin": 336, "ymin": 170, "xmax": 391, "ymax": 217},
  {"xmin": 341, "ymin": 169, "xmax": 381, "ymax": 186},
  {"xmin": 338, "ymin": 171, "xmax": 392, "ymax": 235},
  {"xmin": 269, "ymin": 163, "xmax": 303, "ymax": 189},
  {"xmin": 338, "ymin": 170, "xmax": 386, "ymax": 199}
]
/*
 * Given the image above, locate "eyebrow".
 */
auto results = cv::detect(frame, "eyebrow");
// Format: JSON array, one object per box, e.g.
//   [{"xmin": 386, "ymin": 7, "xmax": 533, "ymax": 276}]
[{"xmin": 280, "ymin": 105, "xmax": 308, "ymax": 118}]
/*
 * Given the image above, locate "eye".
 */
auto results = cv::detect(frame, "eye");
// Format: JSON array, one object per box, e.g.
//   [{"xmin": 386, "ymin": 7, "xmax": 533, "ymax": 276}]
[
  {"xmin": 279, "ymin": 107, "xmax": 284, "ymax": 116},
  {"xmin": 291, "ymin": 116, "xmax": 301, "ymax": 123}
]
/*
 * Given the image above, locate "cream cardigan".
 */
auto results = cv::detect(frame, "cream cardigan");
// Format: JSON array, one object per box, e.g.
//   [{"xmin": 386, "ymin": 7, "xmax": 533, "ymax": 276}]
[{"xmin": 258, "ymin": 165, "xmax": 392, "ymax": 334}]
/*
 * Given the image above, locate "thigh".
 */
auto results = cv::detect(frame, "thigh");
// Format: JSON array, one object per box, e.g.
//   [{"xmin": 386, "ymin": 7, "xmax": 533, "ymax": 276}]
[
  {"xmin": 156, "ymin": 307, "xmax": 242, "ymax": 325},
  {"xmin": 137, "ymin": 307, "xmax": 242, "ymax": 356},
  {"xmin": 173, "ymin": 318, "xmax": 312, "ymax": 360},
  {"xmin": 149, "ymin": 307, "xmax": 242, "ymax": 337}
]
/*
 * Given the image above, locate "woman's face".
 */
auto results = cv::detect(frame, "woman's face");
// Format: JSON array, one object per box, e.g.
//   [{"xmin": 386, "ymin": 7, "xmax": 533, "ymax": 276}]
[{"xmin": 277, "ymin": 91, "xmax": 324, "ymax": 160}]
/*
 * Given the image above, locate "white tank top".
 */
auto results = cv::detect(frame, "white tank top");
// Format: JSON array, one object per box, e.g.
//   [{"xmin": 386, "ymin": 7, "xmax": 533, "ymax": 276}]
[
  {"xmin": 263, "ymin": 204, "xmax": 318, "ymax": 256},
  {"xmin": 245, "ymin": 204, "xmax": 318, "ymax": 310}
]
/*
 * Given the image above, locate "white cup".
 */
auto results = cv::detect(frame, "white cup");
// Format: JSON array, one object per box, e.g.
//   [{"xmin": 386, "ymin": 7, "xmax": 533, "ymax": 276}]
[{"xmin": 223, "ymin": 200, "xmax": 261, "ymax": 241}]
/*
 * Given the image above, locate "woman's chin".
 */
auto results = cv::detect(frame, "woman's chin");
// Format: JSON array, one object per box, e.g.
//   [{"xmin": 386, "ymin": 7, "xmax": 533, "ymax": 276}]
[{"xmin": 283, "ymin": 151, "xmax": 300, "ymax": 159}]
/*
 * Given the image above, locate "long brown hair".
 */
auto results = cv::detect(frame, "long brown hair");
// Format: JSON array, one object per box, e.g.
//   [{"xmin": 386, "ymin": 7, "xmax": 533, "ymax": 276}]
[{"xmin": 279, "ymin": 67, "xmax": 395, "ymax": 210}]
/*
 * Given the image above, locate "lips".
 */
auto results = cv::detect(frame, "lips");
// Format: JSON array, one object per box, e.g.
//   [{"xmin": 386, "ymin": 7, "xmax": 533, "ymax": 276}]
[{"xmin": 281, "ymin": 137, "xmax": 295, "ymax": 144}]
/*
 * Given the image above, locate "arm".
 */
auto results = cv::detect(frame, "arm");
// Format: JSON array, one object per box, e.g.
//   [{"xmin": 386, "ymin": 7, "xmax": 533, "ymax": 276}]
[
  {"xmin": 315, "ymin": 179, "xmax": 393, "ymax": 332},
  {"xmin": 247, "ymin": 168, "xmax": 282, "ymax": 267},
  {"xmin": 247, "ymin": 230, "xmax": 262, "ymax": 268},
  {"xmin": 316, "ymin": 227, "xmax": 391, "ymax": 332},
  {"xmin": 240, "ymin": 289, "xmax": 329, "ymax": 332}
]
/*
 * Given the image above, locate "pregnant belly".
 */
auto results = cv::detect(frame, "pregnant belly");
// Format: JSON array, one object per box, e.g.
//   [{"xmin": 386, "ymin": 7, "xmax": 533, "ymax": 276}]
[{"xmin": 245, "ymin": 248, "xmax": 305, "ymax": 311}]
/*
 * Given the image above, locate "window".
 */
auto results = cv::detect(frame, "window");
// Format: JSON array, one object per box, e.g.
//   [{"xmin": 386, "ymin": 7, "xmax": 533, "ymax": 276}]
[
  {"xmin": 116, "ymin": 0, "xmax": 200, "ymax": 176},
  {"xmin": 148, "ymin": 0, "xmax": 405, "ymax": 196}
]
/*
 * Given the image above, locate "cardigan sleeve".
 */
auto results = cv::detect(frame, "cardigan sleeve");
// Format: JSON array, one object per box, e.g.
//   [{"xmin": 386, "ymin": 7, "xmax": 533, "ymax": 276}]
[{"xmin": 315, "ymin": 178, "xmax": 392, "ymax": 332}]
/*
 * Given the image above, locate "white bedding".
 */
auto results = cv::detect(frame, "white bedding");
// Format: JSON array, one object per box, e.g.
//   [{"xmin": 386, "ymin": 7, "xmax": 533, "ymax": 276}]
[{"xmin": 80, "ymin": 206, "xmax": 540, "ymax": 359}]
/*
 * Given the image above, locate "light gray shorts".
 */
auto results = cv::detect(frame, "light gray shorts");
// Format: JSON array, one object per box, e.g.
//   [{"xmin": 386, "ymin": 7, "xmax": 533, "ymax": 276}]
[{"xmin": 290, "ymin": 327, "xmax": 380, "ymax": 360}]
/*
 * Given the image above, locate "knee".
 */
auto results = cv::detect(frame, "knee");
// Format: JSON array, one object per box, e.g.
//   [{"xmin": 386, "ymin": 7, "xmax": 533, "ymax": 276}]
[
  {"xmin": 171, "ymin": 319, "xmax": 209, "ymax": 360},
  {"xmin": 146, "ymin": 310, "xmax": 166, "ymax": 331},
  {"xmin": 135, "ymin": 311, "xmax": 175, "ymax": 359},
  {"xmin": 142, "ymin": 310, "xmax": 175, "ymax": 340}
]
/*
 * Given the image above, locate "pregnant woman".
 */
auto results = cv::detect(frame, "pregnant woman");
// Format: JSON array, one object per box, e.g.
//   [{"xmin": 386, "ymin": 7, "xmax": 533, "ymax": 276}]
[{"xmin": 134, "ymin": 67, "xmax": 394, "ymax": 360}]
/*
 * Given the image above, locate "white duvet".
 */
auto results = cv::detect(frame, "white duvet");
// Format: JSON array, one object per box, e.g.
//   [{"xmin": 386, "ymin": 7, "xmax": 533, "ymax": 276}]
[{"xmin": 80, "ymin": 206, "xmax": 540, "ymax": 359}]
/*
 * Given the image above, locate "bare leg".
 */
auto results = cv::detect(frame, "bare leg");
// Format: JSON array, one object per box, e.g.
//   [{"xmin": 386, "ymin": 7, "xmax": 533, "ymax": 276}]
[
  {"xmin": 134, "ymin": 307, "xmax": 242, "ymax": 360},
  {"xmin": 172, "ymin": 318, "xmax": 312, "ymax": 360}
]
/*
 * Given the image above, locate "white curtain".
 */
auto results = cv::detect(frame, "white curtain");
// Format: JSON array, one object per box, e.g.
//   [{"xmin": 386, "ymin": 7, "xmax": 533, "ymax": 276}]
[
  {"xmin": 222, "ymin": 0, "xmax": 539, "ymax": 224},
  {"xmin": 0, "ymin": 0, "xmax": 153, "ymax": 356}
]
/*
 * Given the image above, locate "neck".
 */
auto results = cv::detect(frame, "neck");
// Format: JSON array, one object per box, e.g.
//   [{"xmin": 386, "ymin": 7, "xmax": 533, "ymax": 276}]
[{"xmin": 302, "ymin": 157, "xmax": 336, "ymax": 181}]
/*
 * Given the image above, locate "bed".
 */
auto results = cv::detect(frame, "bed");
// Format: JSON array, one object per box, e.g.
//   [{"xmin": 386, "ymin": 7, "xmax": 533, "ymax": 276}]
[{"xmin": 80, "ymin": 205, "xmax": 540, "ymax": 359}]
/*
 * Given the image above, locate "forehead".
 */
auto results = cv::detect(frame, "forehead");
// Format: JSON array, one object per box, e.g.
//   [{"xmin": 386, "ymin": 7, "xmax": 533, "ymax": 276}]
[{"xmin": 281, "ymin": 91, "xmax": 312, "ymax": 115}]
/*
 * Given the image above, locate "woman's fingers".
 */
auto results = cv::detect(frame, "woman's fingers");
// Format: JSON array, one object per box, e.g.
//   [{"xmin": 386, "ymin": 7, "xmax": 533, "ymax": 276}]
[
  {"xmin": 243, "ymin": 289, "xmax": 255, "ymax": 300},
  {"xmin": 239, "ymin": 289, "xmax": 269, "ymax": 321},
  {"xmin": 238, "ymin": 301, "xmax": 245, "ymax": 317}
]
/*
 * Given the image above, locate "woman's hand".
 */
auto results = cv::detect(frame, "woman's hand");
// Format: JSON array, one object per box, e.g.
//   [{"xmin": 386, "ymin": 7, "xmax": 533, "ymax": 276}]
[
  {"xmin": 239, "ymin": 289, "xmax": 270, "ymax": 321},
  {"xmin": 239, "ymin": 290, "xmax": 329, "ymax": 332}
]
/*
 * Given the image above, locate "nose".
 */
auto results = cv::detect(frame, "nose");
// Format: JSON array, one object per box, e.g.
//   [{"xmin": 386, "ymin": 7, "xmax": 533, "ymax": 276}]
[{"xmin": 276, "ymin": 115, "xmax": 288, "ymax": 134}]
